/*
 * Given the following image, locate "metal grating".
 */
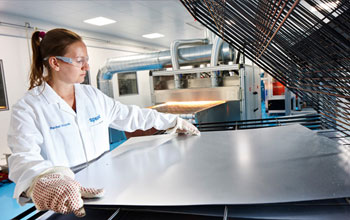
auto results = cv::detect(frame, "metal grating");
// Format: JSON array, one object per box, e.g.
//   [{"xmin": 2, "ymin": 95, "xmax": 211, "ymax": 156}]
[{"xmin": 180, "ymin": 0, "xmax": 350, "ymax": 136}]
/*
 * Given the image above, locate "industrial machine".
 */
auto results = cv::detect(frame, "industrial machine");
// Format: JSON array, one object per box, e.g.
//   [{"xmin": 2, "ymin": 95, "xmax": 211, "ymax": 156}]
[
  {"xmin": 263, "ymin": 74, "xmax": 300, "ymax": 115},
  {"xmin": 150, "ymin": 63, "xmax": 262, "ymax": 122},
  {"xmin": 97, "ymin": 33, "xmax": 262, "ymax": 125}
]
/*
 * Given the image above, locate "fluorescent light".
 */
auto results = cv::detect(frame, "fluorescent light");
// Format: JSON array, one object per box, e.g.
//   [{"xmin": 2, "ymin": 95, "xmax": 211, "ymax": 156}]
[
  {"xmin": 142, "ymin": 33, "xmax": 164, "ymax": 39},
  {"xmin": 180, "ymin": 65, "xmax": 193, "ymax": 70},
  {"xmin": 84, "ymin": 17, "xmax": 116, "ymax": 26}
]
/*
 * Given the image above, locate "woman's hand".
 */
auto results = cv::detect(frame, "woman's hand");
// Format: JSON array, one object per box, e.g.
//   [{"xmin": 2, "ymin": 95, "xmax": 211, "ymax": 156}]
[
  {"xmin": 167, "ymin": 117, "xmax": 200, "ymax": 136},
  {"xmin": 28, "ymin": 167, "xmax": 104, "ymax": 217}
]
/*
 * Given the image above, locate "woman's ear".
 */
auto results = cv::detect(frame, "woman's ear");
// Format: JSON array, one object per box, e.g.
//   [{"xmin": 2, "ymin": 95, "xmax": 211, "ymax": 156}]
[{"xmin": 48, "ymin": 57, "xmax": 60, "ymax": 71}]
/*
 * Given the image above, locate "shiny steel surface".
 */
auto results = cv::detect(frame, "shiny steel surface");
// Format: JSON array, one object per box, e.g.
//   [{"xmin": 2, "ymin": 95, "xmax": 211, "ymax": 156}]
[
  {"xmin": 152, "ymin": 64, "xmax": 239, "ymax": 76},
  {"xmin": 154, "ymin": 86, "xmax": 240, "ymax": 103},
  {"xmin": 77, "ymin": 124, "xmax": 350, "ymax": 206}
]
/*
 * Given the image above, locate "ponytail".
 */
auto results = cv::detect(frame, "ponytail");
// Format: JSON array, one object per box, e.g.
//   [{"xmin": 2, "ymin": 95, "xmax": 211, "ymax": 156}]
[{"xmin": 29, "ymin": 31, "xmax": 44, "ymax": 89}]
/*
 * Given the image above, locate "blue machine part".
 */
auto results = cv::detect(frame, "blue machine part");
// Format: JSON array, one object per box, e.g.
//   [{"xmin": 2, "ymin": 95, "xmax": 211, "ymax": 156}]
[
  {"xmin": 0, "ymin": 182, "xmax": 35, "ymax": 219},
  {"xmin": 103, "ymin": 64, "xmax": 164, "ymax": 80},
  {"xmin": 260, "ymin": 79, "xmax": 265, "ymax": 102},
  {"xmin": 109, "ymin": 128, "xmax": 127, "ymax": 151}
]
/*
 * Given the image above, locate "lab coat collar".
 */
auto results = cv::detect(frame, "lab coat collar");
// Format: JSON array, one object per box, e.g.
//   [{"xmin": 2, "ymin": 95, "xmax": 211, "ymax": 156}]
[
  {"xmin": 40, "ymin": 82, "xmax": 79, "ymax": 116},
  {"xmin": 40, "ymin": 82, "xmax": 64, "ymax": 105}
]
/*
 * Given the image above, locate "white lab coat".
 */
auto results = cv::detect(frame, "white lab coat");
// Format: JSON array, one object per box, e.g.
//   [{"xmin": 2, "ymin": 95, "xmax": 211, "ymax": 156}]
[{"xmin": 8, "ymin": 82, "xmax": 177, "ymax": 204}]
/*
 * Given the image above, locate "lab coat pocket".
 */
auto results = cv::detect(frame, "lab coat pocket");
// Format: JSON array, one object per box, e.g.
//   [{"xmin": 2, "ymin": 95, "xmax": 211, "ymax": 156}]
[
  {"xmin": 49, "ymin": 122, "xmax": 74, "ymax": 144},
  {"xmin": 48, "ymin": 123, "xmax": 81, "ymax": 163},
  {"xmin": 89, "ymin": 119, "xmax": 106, "ymax": 139},
  {"xmin": 89, "ymin": 117, "xmax": 105, "ymax": 140},
  {"xmin": 88, "ymin": 119, "xmax": 110, "ymax": 153}
]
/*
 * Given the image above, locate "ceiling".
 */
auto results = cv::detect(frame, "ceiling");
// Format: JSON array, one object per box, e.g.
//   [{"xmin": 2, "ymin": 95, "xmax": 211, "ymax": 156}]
[{"xmin": 0, "ymin": 0, "xmax": 207, "ymax": 49}]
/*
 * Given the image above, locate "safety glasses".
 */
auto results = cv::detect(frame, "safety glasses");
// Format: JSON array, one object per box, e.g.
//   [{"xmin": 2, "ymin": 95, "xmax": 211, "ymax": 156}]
[{"xmin": 44, "ymin": 56, "xmax": 89, "ymax": 68}]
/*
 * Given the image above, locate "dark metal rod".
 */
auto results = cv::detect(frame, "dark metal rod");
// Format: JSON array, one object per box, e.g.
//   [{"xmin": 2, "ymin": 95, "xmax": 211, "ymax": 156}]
[
  {"xmin": 180, "ymin": 0, "xmax": 350, "ymax": 135},
  {"xmin": 257, "ymin": 0, "xmax": 300, "ymax": 59}
]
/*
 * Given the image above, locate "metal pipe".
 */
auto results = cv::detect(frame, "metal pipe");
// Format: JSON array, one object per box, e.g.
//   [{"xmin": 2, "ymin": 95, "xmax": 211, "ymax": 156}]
[
  {"xmin": 205, "ymin": 28, "xmax": 215, "ymax": 44},
  {"xmin": 170, "ymin": 39, "xmax": 208, "ymax": 88},
  {"xmin": 97, "ymin": 43, "xmax": 234, "ymax": 97},
  {"xmin": 97, "ymin": 69, "xmax": 115, "ymax": 98},
  {"xmin": 210, "ymin": 36, "xmax": 224, "ymax": 87}
]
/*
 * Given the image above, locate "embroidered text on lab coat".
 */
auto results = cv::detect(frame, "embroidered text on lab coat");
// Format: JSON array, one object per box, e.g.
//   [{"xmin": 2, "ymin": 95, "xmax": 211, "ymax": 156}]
[
  {"xmin": 50, "ymin": 123, "xmax": 71, "ymax": 130},
  {"xmin": 89, "ymin": 115, "xmax": 101, "ymax": 123}
]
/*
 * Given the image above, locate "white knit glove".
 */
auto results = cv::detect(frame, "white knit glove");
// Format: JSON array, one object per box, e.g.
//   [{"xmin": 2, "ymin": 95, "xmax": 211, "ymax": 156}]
[
  {"xmin": 27, "ymin": 167, "xmax": 104, "ymax": 217},
  {"xmin": 167, "ymin": 117, "xmax": 200, "ymax": 136}
]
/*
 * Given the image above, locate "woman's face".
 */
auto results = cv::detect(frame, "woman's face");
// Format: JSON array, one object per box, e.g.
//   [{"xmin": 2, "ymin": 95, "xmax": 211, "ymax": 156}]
[{"xmin": 52, "ymin": 41, "xmax": 89, "ymax": 85}]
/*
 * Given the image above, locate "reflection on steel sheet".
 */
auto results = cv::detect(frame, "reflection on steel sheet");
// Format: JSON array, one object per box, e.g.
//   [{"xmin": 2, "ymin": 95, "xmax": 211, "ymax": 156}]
[
  {"xmin": 150, "ymin": 101, "xmax": 226, "ymax": 114},
  {"xmin": 77, "ymin": 124, "xmax": 350, "ymax": 206},
  {"xmin": 150, "ymin": 100, "xmax": 241, "ymax": 123}
]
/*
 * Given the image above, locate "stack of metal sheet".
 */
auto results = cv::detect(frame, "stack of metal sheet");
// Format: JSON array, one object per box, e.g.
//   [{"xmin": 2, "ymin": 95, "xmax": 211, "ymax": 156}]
[{"xmin": 76, "ymin": 124, "xmax": 350, "ymax": 207}]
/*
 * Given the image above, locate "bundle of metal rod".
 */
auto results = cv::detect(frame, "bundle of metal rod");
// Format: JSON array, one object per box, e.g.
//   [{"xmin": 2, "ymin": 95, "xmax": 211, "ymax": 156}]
[
  {"xmin": 195, "ymin": 113, "xmax": 321, "ymax": 131},
  {"xmin": 180, "ymin": 0, "xmax": 350, "ymax": 136}
]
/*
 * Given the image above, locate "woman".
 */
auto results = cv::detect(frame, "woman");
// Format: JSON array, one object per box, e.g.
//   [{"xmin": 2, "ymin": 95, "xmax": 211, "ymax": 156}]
[{"xmin": 8, "ymin": 28, "xmax": 199, "ymax": 217}]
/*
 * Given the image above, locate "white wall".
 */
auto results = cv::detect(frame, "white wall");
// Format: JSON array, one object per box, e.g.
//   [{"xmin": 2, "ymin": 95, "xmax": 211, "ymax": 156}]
[
  {"xmin": 112, "ymin": 70, "xmax": 153, "ymax": 108},
  {"xmin": 86, "ymin": 45, "xmax": 136, "ymax": 88},
  {"xmin": 0, "ymin": 14, "xmax": 158, "ymax": 165},
  {"xmin": 0, "ymin": 32, "xmax": 31, "ymax": 165}
]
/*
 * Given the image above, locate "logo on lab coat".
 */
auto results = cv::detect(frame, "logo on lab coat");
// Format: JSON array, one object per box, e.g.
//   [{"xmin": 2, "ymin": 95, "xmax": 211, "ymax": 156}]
[
  {"xmin": 89, "ymin": 115, "xmax": 101, "ymax": 123},
  {"xmin": 50, "ymin": 123, "xmax": 71, "ymax": 130}
]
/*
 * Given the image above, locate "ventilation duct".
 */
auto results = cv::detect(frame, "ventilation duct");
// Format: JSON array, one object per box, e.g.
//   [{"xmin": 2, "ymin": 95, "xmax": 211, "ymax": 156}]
[
  {"xmin": 210, "ymin": 36, "xmax": 224, "ymax": 87},
  {"xmin": 170, "ymin": 38, "xmax": 208, "ymax": 88},
  {"xmin": 97, "ymin": 42, "xmax": 234, "ymax": 97}
]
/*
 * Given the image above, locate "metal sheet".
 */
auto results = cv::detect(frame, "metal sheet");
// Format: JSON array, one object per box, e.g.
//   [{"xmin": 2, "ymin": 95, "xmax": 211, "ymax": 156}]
[{"xmin": 76, "ymin": 124, "xmax": 350, "ymax": 206}]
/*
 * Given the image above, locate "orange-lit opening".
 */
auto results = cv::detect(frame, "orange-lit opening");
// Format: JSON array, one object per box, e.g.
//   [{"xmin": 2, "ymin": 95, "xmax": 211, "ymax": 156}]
[
  {"xmin": 165, "ymin": 101, "xmax": 225, "ymax": 106},
  {"xmin": 149, "ymin": 101, "xmax": 226, "ymax": 114}
]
